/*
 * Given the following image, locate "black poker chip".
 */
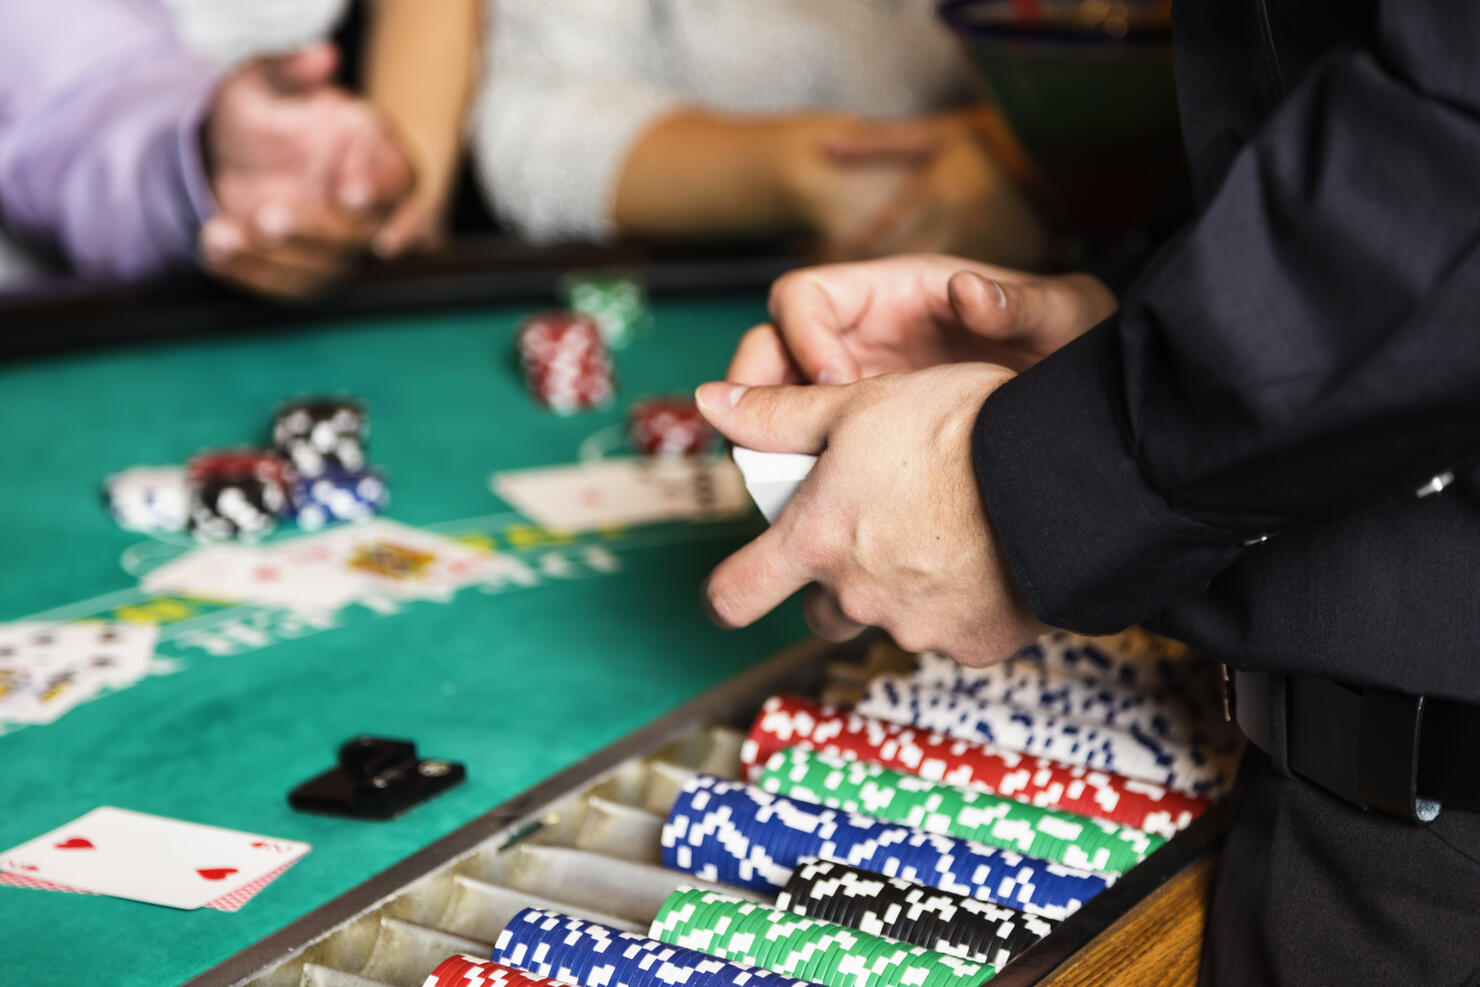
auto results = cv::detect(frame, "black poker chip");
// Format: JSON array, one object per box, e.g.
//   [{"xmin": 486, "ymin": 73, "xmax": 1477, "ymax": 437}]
[
  {"xmin": 272, "ymin": 398, "xmax": 368, "ymax": 479},
  {"xmin": 775, "ymin": 858, "xmax": 1057, "ymax": 970}
]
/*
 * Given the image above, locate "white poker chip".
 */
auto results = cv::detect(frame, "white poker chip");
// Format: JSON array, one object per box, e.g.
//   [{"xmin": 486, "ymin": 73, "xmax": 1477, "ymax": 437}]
[{"xmin": 103, "ymin": 466, "xmax": 189, "ymax": 534}]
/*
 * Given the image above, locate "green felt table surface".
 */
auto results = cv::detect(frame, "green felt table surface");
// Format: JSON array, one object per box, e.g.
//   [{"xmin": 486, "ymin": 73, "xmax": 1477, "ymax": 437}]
[{"xmin": 0, "ymin": 292, "xmax": 806, "ymax": 986}]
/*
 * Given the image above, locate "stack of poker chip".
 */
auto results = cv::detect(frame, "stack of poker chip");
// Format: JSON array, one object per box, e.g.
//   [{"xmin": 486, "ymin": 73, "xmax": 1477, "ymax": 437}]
[
  {"xmin": 628, "ymin": 397, "xmax": 714, "ymax": 456},
  {"xmin": 103, "ymin": 466, "xmax": 190, "ymax": 534},
  {"xmin": 910, "ymin": 644, "xmax": 1224, "ymax": 746},
  {"xmin": 492, "ymin": 907, "xmax": 822, "ymax": 987},
  {"xmin": 650, "ymin": 887, "xmax": 994, "ymax": 987},
  {"xmin": 741, "ymin": 695, "xmax": 1209, "ymax": 837},
  {"xmin": 185, "ymin": 449, "xmax": 294, "ymax": 543},
  {"xmin": 660, "ymin": 774, "xmax": 1108, "ymax": 919},
  {"xmin": 857, "ymin": 675, "xmax": 1232, "ymax": 796},
  {"xmin": 517, "ymin": 311, "xmax": 615, "ymax": 414},
  {"xmin": 756, "ymin": 747, "xmax": 1162, "ymax": 875},
  {"xmin": 561, "ymin": 272, "xmax": 649, "ymax": 349},
  {"xmin": 776, "ymin": 859, "xmax": 1056, "ymax": 971},
  {"xmin": 422, "ymin": 954, "xmax": 570, "ymax": 987},
  {"xmin": 271, "ymin": 398, "xmax": 388, "ymax": 530}
]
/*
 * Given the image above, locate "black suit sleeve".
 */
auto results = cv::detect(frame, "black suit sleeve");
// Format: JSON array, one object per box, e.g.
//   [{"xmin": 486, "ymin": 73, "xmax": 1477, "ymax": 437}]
[{"xmin": 972, "ymin": 14, "xmax": 1480, "ymax": 634}]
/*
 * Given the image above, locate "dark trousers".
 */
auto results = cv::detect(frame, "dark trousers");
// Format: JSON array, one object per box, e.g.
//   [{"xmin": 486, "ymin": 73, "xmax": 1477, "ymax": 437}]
[{"xmin": 1199, "ymin": 749, "xmax": 1480, "ymax": 985}]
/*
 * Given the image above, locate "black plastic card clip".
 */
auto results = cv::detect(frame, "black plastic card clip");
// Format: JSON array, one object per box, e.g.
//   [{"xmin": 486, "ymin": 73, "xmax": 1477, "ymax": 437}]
[{"xmin": 289, "ymin": 736, "xmax": 466, "ymax": 820}]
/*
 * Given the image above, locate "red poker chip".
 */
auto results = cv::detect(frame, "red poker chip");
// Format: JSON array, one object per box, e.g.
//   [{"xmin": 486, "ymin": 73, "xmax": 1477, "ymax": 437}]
[
  {"xmin": 517, "ymin": 310, "xmax": 614, "ymax": 413},
  {"xmin": 628, "ymin": 396, "xmax": 714, "ymax": 456},
  {"xmin": 425, "ymin": 954, "xmax": 569, "ymax": 987},
  {"xmin": 742, "ymin": 694, "xmax": 1210, "ymax": 837},
  {"xmin": 185, "ymin": 448, "xmax": 295, "ymax": 487}
]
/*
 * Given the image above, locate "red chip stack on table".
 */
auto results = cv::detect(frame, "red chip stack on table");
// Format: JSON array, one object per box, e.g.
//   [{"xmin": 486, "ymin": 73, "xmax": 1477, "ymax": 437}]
[
  {"xmin": 741, "ymin": 694, "xmax": 1210, "ymax": 837},
  {"xmin": 628, "ymin": 396, "xmax": 714, "ymax": 456},
  {"xmin": 423, "ymin": 954, "xmax": 570, "ymax": 987},
  {"xmin": 184, "ymin": 448, "xmax": 296, "ymax": 543},
  {"xmin": 517, "ymin": 311, "xmax": 615, "ymax": 414}
]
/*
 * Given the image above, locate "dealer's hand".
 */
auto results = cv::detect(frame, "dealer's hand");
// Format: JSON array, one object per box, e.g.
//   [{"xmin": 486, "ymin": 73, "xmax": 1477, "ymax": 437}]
[
  {"xmin": 697, "ymin": 365, "xmax": 1049, "ymax": 665},
  {"xmin": 728, "ymin": 254, "xmax": 1115, "ymax": 386}
]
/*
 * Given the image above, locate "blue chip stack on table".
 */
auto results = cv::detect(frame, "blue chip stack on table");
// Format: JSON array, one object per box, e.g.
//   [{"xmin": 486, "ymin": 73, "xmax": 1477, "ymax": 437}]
[{"xmin": 271, "ymin": 398, "xmax": 389, "ymax": 530}]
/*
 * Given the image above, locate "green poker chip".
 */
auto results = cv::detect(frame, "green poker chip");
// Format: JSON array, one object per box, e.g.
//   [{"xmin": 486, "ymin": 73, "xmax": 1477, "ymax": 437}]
[
  {"xmin": 757, "ymin": 747, "xmax": 1163, "ymax": 876},
  {"xmin": 560, "ymin": 271, "xmax": 649, "ymax": 350},
  {"xmin": 650, "ymin": 888, "xmax": 993, "ymax": 987}
]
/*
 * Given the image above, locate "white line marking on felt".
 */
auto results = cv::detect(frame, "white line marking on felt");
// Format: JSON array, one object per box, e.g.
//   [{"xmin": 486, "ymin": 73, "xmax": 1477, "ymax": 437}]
[{"xmin": 578, "ymin": 424, "xmax": 626, "ymax": 463}]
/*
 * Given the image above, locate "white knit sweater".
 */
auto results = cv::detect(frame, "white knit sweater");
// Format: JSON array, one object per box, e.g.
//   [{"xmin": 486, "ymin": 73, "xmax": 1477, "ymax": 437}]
[{"xmin": 471, "ymin": 0, "xmax": 977, "ymax": 243}]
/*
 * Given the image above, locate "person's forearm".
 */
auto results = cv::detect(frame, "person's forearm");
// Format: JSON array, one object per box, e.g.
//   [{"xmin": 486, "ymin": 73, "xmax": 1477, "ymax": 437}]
[
  {"xmin": 363, "ymin": 0, "xmax": 481, "ymax": 219},
  {"xmin": 612, "ymin": 110, "xmax": 837, "ymax": 237}
]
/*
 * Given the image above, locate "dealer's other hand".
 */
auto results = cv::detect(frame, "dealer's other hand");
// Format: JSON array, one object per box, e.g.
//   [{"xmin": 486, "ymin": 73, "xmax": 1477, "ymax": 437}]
[
  {"xmin": 729, "ymin": 254, "xmax": 1115, "ymax": 386},
  {"xmin": 697, "ymin": 365, "xmax": 1049, "ymax": 665}
]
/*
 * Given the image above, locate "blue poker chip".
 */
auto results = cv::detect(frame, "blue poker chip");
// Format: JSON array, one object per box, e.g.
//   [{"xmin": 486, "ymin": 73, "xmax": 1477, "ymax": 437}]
[
  {"xmin": 660, "ymin": 775, "xmax": 1108, "ymax": 921},
  {"xmin": 289, "ymin": 468, "xmax": 389, "ymax": 530},
  {"xmin": 491, "ymin": 908, "xmax": 821, "ymax": 987}
]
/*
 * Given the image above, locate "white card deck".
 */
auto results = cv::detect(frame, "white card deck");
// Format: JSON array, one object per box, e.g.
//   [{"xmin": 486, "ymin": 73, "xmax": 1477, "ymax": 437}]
[{"xmin": 730, "ymin": 447, "xmax": 817, "ymax": 523}]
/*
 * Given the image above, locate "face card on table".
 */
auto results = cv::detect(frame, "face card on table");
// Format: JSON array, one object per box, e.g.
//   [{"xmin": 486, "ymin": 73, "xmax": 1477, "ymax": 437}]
[
  {"xmin": 491, "ymin": 455, "xmax": 750, "ymax": 532},
  {"xmin": 271, "ymin": 518, "xmax": 496, "ymax": 601},
  {"xmin": 0, "ymin": 807, "xmax": 310, "ymax": 911}
]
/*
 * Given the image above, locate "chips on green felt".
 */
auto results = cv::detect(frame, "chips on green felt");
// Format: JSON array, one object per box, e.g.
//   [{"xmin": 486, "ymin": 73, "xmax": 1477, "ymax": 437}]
[{"xmin": 561, "ymin": 272, "xmax": 650, "ymax": 349}]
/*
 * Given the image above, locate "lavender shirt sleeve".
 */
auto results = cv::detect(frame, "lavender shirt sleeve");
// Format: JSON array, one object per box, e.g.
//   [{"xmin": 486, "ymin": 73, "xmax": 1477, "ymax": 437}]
[{"xmin": 0, "ymin": 0, "xmax": 219, "ymax": 281}]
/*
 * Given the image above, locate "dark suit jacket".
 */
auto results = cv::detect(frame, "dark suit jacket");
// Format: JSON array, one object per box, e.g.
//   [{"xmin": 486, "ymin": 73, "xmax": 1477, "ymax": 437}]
[{"xmin": 974, "ymin": 0, "xmax": 1480, "ymax": 701}]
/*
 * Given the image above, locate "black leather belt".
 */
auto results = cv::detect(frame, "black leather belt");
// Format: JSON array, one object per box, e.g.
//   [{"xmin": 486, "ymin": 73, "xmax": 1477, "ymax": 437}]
[{"xmin": 1228, "ymin": 668, "xmax": 1480, "ymax": 823}]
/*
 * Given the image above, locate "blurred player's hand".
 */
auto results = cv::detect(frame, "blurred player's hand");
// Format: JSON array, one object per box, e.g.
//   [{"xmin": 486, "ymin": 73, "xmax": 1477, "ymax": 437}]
[
  {"xmin": 820, "ymin": 114, "xmax": 1048, "ymax": 266},
  {"xmin": 728, "ymin": 254, "xmax": 1116, "ymax": 386},
  {"xmin": 695, "ymin": 365, "xmax": 1048, "ymax": 664},
  {"xmin": 779, "ymin": 114, "xmax": 933, "ymax": 257},
  {"xmin": 197, "ymin": 43, "xmax": 415, "ymax": 299}
]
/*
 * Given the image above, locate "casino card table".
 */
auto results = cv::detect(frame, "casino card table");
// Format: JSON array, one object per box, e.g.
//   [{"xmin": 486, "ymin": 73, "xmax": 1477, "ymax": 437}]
[{"xmin": 0, "ymin": 249, "xmax": 1221, "ymax": 987}]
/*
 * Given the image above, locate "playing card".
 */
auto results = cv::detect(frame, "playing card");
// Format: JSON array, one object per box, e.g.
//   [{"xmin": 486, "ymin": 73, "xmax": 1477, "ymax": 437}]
[
  {"xmin": 0, "ymin": 807, "xmax": 311, "ymax": 911},
  {"xmin": 0, "ymin": 621, "xmax": 156, "ymax": 726},
  {"xmin": 0, "ymin": 859, "xmax": 300, "ymax": 912},
  {"xmin": 491, "ymin": 455, "xmax": 749, "ymax": 531},
  {"xmin": 271, "ymin": 518, "xmax": 500, "ymax": 602},
  {"xmin": 142, "ymin": 543, "xmax": 367, "ymax": 614}
]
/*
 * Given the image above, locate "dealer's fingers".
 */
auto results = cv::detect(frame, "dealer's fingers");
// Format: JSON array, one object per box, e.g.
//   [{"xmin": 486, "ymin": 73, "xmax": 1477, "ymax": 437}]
[
  {"xmin": 766, "ymin": 273, "xmax": 863, "ymax": 385},
  {"xmin": 947, "ymin": 270, "xmax": 1116, "ymax": 342},
  {"xmin": 702, "ymin": 524, "xmax": 812, "ymax": 629},
  {"xmin": 727, "ymin": 324, "xmax": 805, "ymax": 387},
  {"xmin": 694, "ymin": 380, "xmax": 848, "ymax": 454},
  {"xmin": 802, "ymin": 585, "xmax": 869, "ymax": 642}
]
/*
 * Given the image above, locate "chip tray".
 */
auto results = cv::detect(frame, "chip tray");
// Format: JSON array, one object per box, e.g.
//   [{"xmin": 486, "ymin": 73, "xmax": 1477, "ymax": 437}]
[{"xmin": 187, "ymin": 637, "xmax": 1227, "ymax": 987}]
